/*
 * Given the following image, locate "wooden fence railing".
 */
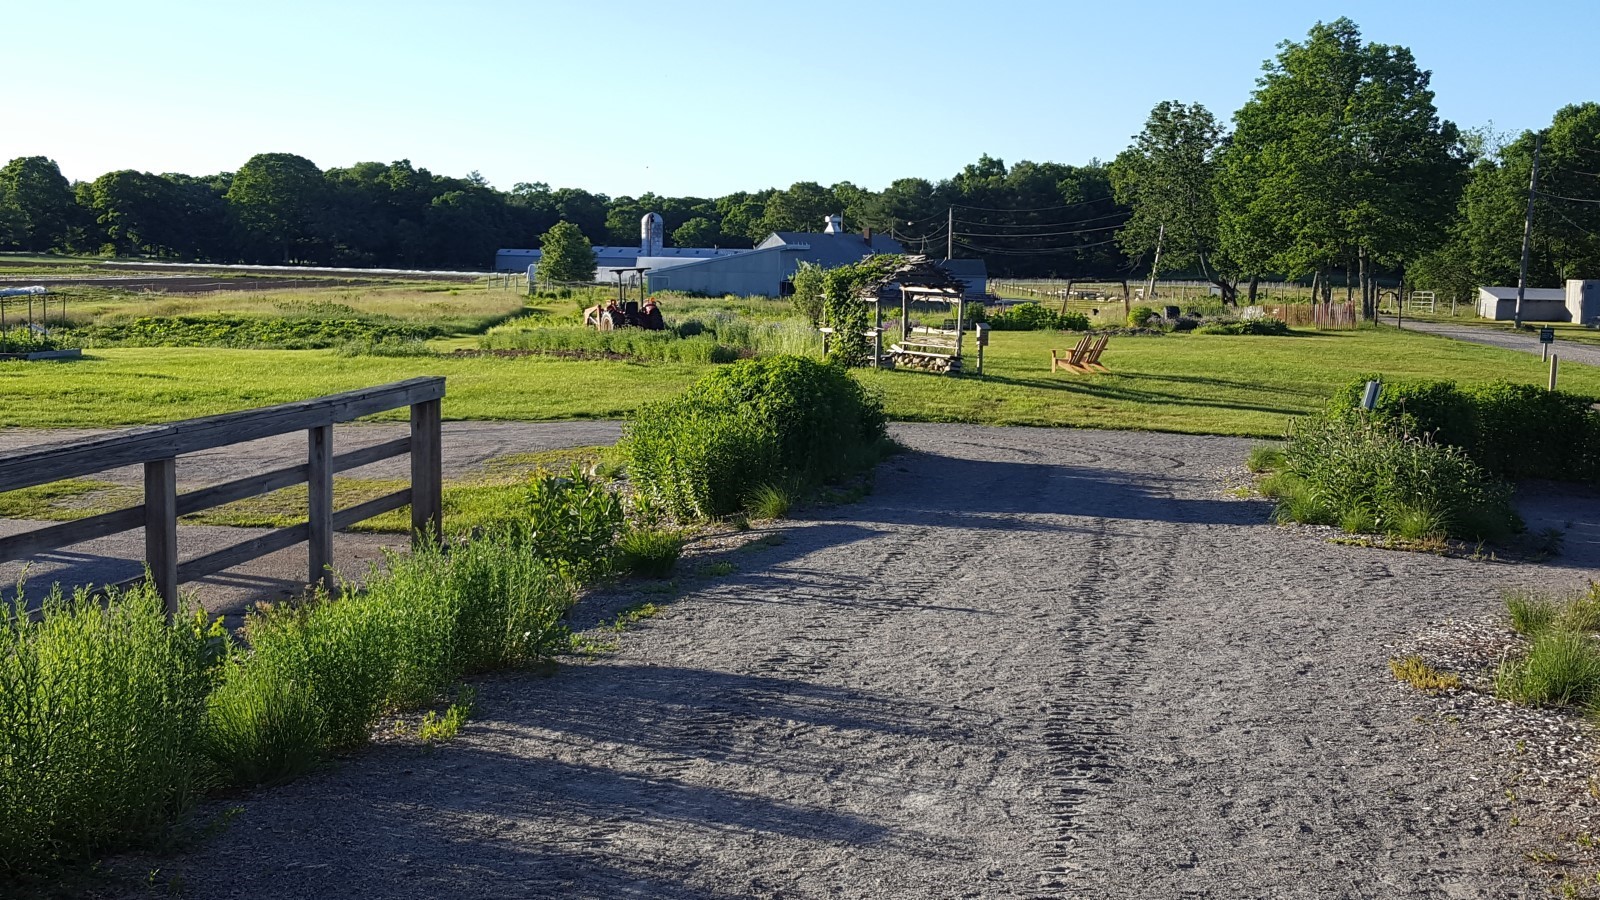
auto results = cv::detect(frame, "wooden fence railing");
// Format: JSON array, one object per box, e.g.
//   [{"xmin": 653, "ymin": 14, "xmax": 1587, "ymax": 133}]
[{"xmin": 0, "ymin": 377, "xmax": 445, "ymax": 615}]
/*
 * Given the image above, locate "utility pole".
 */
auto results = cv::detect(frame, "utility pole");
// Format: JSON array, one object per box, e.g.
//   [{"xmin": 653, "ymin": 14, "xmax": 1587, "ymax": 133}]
[
  {"xmin": 947, "ymin": 207, "xmax": 953, "ymax": 260},
  {"xmin": 1145, "ymin": 222, "xmax": 1166, "ymax": 301},
  {"xmin": 1514, "ymin": 133, "xmax": 1542, "ymax": 329}
]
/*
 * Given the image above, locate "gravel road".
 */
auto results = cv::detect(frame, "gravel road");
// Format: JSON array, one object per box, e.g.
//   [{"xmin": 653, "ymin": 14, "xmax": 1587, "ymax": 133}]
[
  {"xmin": 119, "ymin": 424, "xmax": 1596, "ymax": 899},
  {"xmin": 1383, "ymin": 317, "xmax": 1600, "ymax": 369}
]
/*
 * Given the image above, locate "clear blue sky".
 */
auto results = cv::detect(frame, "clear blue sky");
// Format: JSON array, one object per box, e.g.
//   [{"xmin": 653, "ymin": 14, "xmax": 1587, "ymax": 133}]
[{"xmin": 5, "ymin": 1, "xmax": 1594, "ymax": 198}]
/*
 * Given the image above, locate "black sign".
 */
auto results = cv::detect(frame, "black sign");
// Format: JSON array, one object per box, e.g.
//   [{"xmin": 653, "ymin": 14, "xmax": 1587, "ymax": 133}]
[{"xmin": 1540, "ymin": 327, "xmax": 1556, "ymax": 344}]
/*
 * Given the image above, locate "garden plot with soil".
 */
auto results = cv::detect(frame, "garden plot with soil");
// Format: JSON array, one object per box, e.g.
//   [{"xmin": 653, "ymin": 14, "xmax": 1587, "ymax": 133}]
[{"xmin": 102, "ymin": 424, "xmax": 1598, "ymax": 899}]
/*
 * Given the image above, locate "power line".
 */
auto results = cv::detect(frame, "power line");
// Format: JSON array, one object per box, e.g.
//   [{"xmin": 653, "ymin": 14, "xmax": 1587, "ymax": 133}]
[
  {"xmin": 1547, "ymin": 205, "xmax": 1600, "ymax": 240},
  {"xmin": 950, "ymin": 196, "xmax": 1114, "ymax": 213},
  {"xmin": 953, "ymin": 236, "xmax": 1121, "ymax": 255},
  {"xmin": 952, "ymin": 210, "xmax": 1131, "ymax": 229},
  {"xmin": 1536, "ymin": 189, "xmax": 1600, "ymax": 205},
  {"xmin": 953, "ymin": 223, "xmax": 1126, "ymax": 239}
]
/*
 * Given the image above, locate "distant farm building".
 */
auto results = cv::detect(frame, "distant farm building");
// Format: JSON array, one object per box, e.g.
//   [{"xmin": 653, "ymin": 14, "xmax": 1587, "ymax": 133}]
[
  {"xmin": 1476, "ymin": 281, "xmax": 1600, "ymax": 323},
  {"xmin": 496, "ymin": 213, "xmax": 985, "ymax": 298}
]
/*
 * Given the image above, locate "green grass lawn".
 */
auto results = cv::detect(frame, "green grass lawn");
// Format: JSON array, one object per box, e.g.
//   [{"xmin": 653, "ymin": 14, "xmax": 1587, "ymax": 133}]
[{"xmin": 1, "ymin": 326, "xmax": 1596, "ymax": 437}]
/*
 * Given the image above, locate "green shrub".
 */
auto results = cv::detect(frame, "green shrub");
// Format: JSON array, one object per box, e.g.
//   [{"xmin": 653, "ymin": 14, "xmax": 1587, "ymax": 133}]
[
  {"xmin": 1341, "ymin": 378, "xmax": 1600, "ymax": 483},
  {"xmin": 987, "ymin": 302, "xmax": 1088, "ymax": 331},
  {"xmin": 204, "ymin": 533, "xmax": 572, "ymax": 785},
  {"xmin": 520, "ymin": 467, "xmax": 625, "ymax": 582},
  {"xmin": 1196, "ymin": 317, "xmax": 1289, "ymax": 336},
  {"xmin": 618, "ymin": 528, "xmax": 686, "ymax": 578},
  {"xmin": 1278, "ymin": 412, "xmax": 1518, "ymax": 540},
  {"xmin": 1496, "ymin": 629, "xmax": 1600, "ymax": 707},
  {"xmin": 0, "ymin": 328, "xmax": 71, "ymax": 353},
  {"xmin": 624, "ymin": 355, "xmax": 891, "ymax": 519},
  {"xmin": 1128, "ymin": 306, "xmax": 1160, "ymax": 328},
  {"xmin": 0, "ymin": 583, "xmax": 219, "ymax": 877}
]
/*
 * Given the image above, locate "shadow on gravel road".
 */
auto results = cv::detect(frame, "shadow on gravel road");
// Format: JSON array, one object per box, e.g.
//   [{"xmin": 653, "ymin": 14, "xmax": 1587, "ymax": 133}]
[{"xmin": 849, "ymin": 456, "xmax": 1269, "ymax": 528}]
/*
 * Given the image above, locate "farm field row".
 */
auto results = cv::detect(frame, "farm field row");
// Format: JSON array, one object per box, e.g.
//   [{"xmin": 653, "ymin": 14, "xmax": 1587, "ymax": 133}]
[{"xmin": 4, "ymin": 326, "xmax": 1595, "ymax": 437}]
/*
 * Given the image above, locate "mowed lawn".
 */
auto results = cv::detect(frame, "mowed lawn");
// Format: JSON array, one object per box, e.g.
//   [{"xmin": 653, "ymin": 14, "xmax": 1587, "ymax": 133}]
[{"xmin": 2, "ymin": 326, "xmax": 1595, "ymax": 437}]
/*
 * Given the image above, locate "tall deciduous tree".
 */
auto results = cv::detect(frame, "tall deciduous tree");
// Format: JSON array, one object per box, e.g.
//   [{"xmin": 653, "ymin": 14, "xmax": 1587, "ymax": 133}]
[
  {"xmin": 0, "ymin": 157, "xmax": 75, "ymax": 251},
  {"xmin": 1218, "ymin": 18, "xmax": 1466, "ymax": 317},
  {"xmin": 226, "ymin": 153, "xmax": 327, "ymax": 262},
  {"xmin": 534, "ymin": 220, "xmax": 595, "ymax": 284},
  {"xmin": 1112, "ymin": 101, "xmax": 1235, "ymax": 301}
]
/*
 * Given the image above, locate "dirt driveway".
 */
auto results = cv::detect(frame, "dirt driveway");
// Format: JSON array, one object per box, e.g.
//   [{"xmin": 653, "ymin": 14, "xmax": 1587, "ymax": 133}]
[{"xmin": 114, "ymin": 424, "xmax": 1599, "ymax": 899}]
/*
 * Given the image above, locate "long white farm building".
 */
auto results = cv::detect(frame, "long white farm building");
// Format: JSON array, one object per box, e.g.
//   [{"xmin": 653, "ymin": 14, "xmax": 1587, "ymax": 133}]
[{"xmin": 496, "ymin": 213, "xmax": 985, "ymax": 298}]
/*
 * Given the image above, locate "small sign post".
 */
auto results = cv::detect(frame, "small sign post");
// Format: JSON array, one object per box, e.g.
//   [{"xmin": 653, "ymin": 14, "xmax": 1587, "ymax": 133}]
[
  {"xmin": 1361, "ymin": 379, "xmax": 1382, "ymax": 411},
  {"xmin": 1540, "ymin": 327, "xmax": 1555, "ymax": 360}
]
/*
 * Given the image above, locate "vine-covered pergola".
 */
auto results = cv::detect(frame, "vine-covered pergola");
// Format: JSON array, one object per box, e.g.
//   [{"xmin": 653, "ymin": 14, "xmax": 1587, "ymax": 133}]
[{"xmin": 861, "ymin": 256, "xmax": 973, "ymax": 374}]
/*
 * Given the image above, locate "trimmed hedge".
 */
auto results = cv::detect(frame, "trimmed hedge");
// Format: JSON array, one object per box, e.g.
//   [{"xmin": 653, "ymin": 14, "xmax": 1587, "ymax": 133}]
[
  {"xmin": 622, "ymin": 355, "xmax": 890, "ymax": 519},
  {"xmin": 1342, "ymin": 379, "xmax": 1600, "ymax": 483}
]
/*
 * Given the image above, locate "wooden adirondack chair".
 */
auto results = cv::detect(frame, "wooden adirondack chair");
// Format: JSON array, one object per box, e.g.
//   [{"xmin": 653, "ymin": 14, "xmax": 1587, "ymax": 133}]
[
  {"xmin": 1080, "ymin": 335, "xmax": 1110, "ymax": 372},
  {"xmin": 1050, "ymin": 336, "xmax": 1092, "ymax": 372}
]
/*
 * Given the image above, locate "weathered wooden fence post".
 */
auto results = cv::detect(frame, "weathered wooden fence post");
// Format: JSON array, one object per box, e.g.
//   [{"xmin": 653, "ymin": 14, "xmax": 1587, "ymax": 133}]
[
  {"xmin": 308, "ymin": 424, "xmax": 334, "ymax": 593},
  {"xmin": 143, "ymin": 458, "xmax": 178, "ymax": 617},
  {"xmin": 410, "ymin": 398, "xmax": 443, "ymax": 544}
]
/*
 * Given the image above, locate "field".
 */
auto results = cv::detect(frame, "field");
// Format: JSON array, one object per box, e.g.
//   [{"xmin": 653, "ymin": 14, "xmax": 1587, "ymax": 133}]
[{"xmin": 3, "ymin": 324, "xmax": 1596, "ymax": 437}]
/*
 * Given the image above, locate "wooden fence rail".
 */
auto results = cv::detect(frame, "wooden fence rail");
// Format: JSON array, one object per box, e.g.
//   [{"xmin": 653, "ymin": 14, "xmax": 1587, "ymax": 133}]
[{"xmin": 0, "ymin": 377, "xmax": 445, "ymax": 615}]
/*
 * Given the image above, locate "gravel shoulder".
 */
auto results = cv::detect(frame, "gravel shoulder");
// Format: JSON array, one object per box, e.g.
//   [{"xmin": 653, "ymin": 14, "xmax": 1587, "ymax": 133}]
[{"xmin": 102, "ymin": 424, "xmax": 1600, "ymax": 899}]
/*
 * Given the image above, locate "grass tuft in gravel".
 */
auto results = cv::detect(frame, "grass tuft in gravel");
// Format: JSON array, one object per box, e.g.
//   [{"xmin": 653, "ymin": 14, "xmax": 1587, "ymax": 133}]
[
  {"xmin": 618, "ymin": 528, "xmax": 685, "ymax": 579},
  {"xmin": 1495, "ymin": 630, "xmax": 1600, "ymax": 708}
]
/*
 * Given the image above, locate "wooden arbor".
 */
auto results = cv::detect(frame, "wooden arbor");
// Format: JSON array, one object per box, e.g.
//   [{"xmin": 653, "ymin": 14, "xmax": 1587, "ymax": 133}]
[{"xmin": 861, "ymin": 256, "xmax": 971, "ymax": 374}]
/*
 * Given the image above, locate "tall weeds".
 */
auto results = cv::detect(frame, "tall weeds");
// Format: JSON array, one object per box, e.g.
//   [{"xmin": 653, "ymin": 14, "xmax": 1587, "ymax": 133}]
[{"xmin": 0, "ymin": 584, "xmax": 220, "ymax": 877}]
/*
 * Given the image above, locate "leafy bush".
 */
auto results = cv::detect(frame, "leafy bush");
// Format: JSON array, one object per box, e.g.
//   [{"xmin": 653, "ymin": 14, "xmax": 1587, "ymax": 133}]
[
  {"xmin": 1196, "ymin": 317, "xmax": 1289, "ymax": 336},
  {"xmin": 1277, "ymin": 412, "xmax": 1519, "ymax": 540},
  {"xmin": 520, "ymin": 467, "xmax": 625, "ymax": 582},
  {"xmin": 1496, "ymin": 629, "xmax": 1600, "ymax": 707},
  {"xmin": 66, "ymin": 314, "xmax": 440, "ymax": 349},
  {"xmin": 618, "ymin": 527, "xmax": 686, "ymax": 578},
  {"xmin": 1128, "ymin": 306, "xmax": 1160, "ymax": 328},
  {"xmin": 987, "ymin": 302, "xmax": 1089, "ymax": 331},
  {"xmin": 1341, "ymin": 378, "xmax": 1600, "ymax": 483},
  {"xmin": 624, "ymin": 355, "xmax": 890, "ymax": 519},
  {"xmin": 0, "ymin": 584, "xmax": 220, "ymax": 877},
  {"xmin": 0, "ymin": 327, "xmax": 71, "ymax": 354}
]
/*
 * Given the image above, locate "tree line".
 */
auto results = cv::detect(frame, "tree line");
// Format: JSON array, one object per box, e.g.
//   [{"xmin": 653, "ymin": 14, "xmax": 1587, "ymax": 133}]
[
  {"xmin": 0, "ymin": 152, "xmax": 1128, "ymax": 276},
  {"xmin": 2, "ymin": 17, "xmax": 1596, "ymax": 295}
]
